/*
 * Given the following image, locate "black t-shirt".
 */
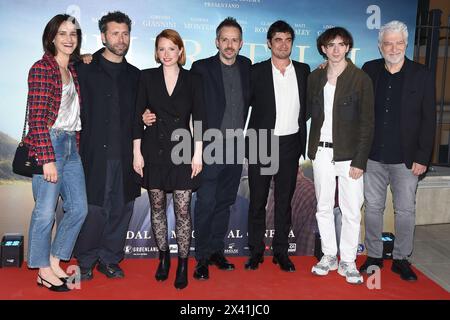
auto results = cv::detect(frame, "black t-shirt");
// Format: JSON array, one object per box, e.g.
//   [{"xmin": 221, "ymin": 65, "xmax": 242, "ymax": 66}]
[{"xmin": 99, "ymin": 55, "xmax": 126, "ymax": 159}]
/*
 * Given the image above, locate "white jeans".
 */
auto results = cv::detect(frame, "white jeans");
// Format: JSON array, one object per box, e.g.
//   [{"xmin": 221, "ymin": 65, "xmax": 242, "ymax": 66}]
[{"xmin": 312, "ymin": 147, "xmax": 363, "ymax": 262}]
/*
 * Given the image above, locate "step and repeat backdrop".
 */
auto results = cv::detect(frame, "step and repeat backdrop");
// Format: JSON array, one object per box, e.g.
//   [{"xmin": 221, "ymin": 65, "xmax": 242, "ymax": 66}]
[{"xmin": 0, "ymin": 0, "xmax": 418, "ymax": 258}]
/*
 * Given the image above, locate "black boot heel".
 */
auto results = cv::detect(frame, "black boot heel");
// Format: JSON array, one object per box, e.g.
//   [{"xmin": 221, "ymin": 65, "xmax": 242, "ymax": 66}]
[
  {"xmin": 174, "ymin": 257, "xmax": 188, "ymax": 290},
  {"xmin": 155, "ymin": 250, "xmax": 171, "ymax": 281}
]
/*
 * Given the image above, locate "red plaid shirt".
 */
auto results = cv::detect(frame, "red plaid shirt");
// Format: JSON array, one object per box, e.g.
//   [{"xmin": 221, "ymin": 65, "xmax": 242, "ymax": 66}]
[{"xmin": 23, "ymin": 53, "xmax": 81, "ymax": 165}]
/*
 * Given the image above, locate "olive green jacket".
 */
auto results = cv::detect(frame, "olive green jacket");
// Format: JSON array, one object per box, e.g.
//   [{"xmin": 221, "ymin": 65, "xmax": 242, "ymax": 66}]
[{"xmin": 307, "ymin": 59, "xmax": 374, "ymax": 171}]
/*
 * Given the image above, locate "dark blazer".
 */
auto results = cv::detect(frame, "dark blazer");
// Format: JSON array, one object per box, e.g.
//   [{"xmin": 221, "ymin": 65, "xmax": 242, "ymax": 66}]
[
  {"xmin": 190, "ymin": 53, "xmax": 251, "ymax": 130},
  {"xmin": 76, "ymin": 49, "xmax": 141, "ymax": 206},
  {"xmin": 133, "ymin": 66, "xmax": 205, "ymax": 165},
  {"xmin": 362, "ymin": 58, "xmax": 436, "ymax": 168},
  {"xmin": 248, "ymin": 59, "xmax": 310, "ymax": 157}
]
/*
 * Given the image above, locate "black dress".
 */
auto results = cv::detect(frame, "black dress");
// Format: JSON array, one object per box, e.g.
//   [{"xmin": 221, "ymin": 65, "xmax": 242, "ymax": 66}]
[{"xmin": 133, "ymin": 66, "xmax": 205, "ymax": 191}]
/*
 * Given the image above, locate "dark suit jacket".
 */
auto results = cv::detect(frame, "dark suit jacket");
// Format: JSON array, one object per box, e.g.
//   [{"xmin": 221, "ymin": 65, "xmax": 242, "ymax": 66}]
[
  {"xmin": 190, "ymin": 53, "xmax": 251, "ymax": 130},
  {"xmin": 248, "ymin": 59, "xmax": 310, "ymax": 158},
  {"xmin": 77, "ymin": 48, "xmax": 141, "ymax": 206},
  {"xmin": 133, "ymin": 66, "xmax": 205, "ymax": 165},
  {"xmin": 362, "ymin": 58, "xmax": 436, "ymax": 168}
]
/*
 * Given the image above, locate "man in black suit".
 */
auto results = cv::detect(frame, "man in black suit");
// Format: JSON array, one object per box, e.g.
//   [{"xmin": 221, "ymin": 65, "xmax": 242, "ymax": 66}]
[
  {"xmin": 359, "ymin": 20, "xmax": 436, "ymax": 281},
  {"xmin": 190, "ymin": 17, "xmax": 251, "ymax": 280},
  {"xmin": 245, "ymin": 20, "xmax": 310, "ymax": 272}
]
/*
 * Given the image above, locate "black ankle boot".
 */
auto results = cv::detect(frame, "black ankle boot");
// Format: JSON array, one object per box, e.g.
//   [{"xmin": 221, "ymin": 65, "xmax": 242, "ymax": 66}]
[
  {"xmin": 174, "ymin": 257, "xmax": 188, "ymax": 290},
  {"xmin": 155, "ymin": 250, "xmax": 171, "ymax": 281}
]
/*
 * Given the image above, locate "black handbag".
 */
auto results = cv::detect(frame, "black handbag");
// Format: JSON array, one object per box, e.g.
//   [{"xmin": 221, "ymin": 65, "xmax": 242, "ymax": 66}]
[{"xmin": 12, "ymin": 104, "xmax": 43, "ymax": 177}]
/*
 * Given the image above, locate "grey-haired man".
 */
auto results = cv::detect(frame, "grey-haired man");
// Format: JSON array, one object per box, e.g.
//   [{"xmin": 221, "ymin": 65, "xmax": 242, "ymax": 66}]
[{"xmin": 359, "ymin": 20, "xmax": 436, "ymax": 281}]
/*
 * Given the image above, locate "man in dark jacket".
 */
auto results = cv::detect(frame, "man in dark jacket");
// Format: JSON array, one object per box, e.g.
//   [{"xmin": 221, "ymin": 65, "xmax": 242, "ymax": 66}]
[
  {"xmin": 359, "ymin": 20, "xmax": 436, "ymax": 282},
  {"xmin": 190, "ymin": 17, "xmax": 251, "ymax": 280},
  {"xmin": 245, "ymin": 20, "xmax": 310, "ymax": 272},
  {"xmin": 74, "ymin": 11, "xmax": 142, "ymax": 280}
]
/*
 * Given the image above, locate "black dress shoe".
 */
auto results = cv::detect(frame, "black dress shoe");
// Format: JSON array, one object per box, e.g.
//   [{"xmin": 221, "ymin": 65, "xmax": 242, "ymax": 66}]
[
  {"xmin": 193, "ymin": 260, "xmax": 209, "ymax": 280},
  {"xmin": 244, "ymin": 254, "xmax": 264, "ymax": 270},
  {"xmin": 391, "ymin": 259, "xmax": 418, "ymax": 281},
  {"xmin": 209, "ymin": 252, "xmax": 235, "ymax": 271},
  {"xmin": 59, "ymin": 277, "xmax": 69, "ymax": 283},
  {"xmin": 79, "ymin": 267, "xmax": 94, "ymax": 281},
  {"xmin": 37, "ymin": 274, "xmax": 70, "ymax": 292},
  {"xmin": 155, "ymin": 250, "xmax": 171, "ymax": 281},
  {"xmin": 272, "ymin": 254, "xmax": 295, "ymax": 272},
  {"xmin": 359, "ymin": 256, "xmax": 383, "ymax": 274},
  {"xmin": 174, "ymin": 257, "xmax": 188, "ymax": 290},
  {"xmin": 97, "ymin": 263, "xmax": 125, "ymax": 279}
]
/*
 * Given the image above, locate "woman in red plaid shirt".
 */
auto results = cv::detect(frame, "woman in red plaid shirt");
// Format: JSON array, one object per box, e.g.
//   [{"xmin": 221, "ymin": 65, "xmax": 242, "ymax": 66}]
[{"xmin": 23, "ymin": 14, "xmax": 88, "ymax": 292}]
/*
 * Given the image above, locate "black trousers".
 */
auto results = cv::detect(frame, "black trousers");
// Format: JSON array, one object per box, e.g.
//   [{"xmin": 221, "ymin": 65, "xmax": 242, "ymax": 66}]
[
  {"xmin": 247, "ymin": 132, "xmax": 300, "ymax": 256},
  {"xmin": 74, "ymin": 160, "xmax": 134, "ymax": 268},
  {"xmin": 194, "ymin": 163, "xmax": 243, "ymax": 260}
]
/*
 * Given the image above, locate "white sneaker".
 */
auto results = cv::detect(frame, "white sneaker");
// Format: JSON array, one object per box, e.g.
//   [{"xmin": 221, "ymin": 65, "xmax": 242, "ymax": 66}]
[
  {"xmin": 311, "ymin": 255, "xmax": 338, "ymax": 276},
  {"xmin": 338, "ymin": 261, "xmax": 364, "ymax": 284}
]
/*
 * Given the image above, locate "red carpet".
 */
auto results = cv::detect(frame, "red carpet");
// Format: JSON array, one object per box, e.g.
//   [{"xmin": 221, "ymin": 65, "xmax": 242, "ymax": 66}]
[{"xmin": 0, "ymin": 256, "xmax": 449, "ymax": 300}]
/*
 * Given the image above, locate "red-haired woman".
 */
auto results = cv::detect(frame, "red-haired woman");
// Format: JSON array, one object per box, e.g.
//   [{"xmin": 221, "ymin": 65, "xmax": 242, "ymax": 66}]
[{"xmin": 133, "ymin": 29, "xmax": 205, "ymax": 290}]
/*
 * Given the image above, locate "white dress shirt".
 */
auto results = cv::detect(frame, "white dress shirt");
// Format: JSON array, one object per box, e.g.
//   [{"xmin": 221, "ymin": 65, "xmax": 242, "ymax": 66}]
[{"xmin": 272, "ymin": 60, "xmax": 301, "ymax": 136}]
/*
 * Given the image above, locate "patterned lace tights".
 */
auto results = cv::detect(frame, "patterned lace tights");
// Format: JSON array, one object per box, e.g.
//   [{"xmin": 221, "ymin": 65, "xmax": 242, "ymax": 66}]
[{"xmin": 148, "ymin": 190, "xmax": 192, "ymax": 258}]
